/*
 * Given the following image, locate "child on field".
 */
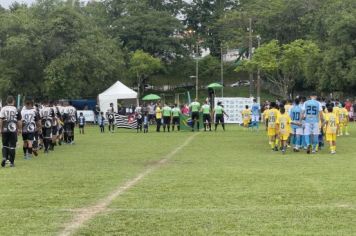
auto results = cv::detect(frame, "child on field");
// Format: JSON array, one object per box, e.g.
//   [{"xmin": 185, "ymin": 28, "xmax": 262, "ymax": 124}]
[
  {"xmin": 99, "ymin": 112, "xmax": 105, "ymax": 133},
  {"xmin": 78, "ymin": 112, "xmax": 86, "ymax": 134},
  {"xmin": 143, "ymin": 112, "xmax": 149, "ymax": 133},
  {"xmin": 324, "ymin": 106, "xmax": 339, "ymax": 154}
]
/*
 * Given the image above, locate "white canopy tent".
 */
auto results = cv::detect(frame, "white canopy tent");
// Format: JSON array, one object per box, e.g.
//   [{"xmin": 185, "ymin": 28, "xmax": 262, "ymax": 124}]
[{"xmin": 98, "ymin": 81, "xmax": 137, "ymax": 113}]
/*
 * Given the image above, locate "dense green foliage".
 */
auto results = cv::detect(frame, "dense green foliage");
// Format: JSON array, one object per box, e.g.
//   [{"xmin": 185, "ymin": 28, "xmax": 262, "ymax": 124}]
[{"xmin": 0, "ymin": 0, "xmax": 355, "ymax": 99}]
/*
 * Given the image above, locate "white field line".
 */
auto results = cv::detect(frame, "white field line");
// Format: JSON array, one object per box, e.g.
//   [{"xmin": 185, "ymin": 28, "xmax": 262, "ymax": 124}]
[{"xmin": 59, "ymin": 133, "xmax": 199, "ymax": 236}]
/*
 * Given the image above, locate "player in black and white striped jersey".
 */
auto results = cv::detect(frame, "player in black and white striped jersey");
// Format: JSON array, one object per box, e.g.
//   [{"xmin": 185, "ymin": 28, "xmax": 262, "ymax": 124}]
[
  {"xmin": 106, "ymin": 103, "xmax": 115, "ymax": 133},
  {"xmin": 40, "ymin": 100, "xmax": 55, "ymax": 154},
  {"xmin": 21, "ymin": 97, "xmax": 40, "ymax": 159},
  {"xmin": 63, "ymin": 102, "xmax": 77, "ymax": 144},
  {"xmin": 0, "ymin": 96, "xmax": 22, "ymax": 167}
]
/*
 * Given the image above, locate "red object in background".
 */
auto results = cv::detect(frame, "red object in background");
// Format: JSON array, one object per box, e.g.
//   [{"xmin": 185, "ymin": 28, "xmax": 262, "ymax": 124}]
[{"xmin": 345, "ymin": 101, "xmax": 352, "ymax": 111}]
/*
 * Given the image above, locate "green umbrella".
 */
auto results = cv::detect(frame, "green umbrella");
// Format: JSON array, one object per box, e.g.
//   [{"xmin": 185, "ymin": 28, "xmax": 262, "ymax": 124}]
[
  {"xmin": 207, "ymin": 83, "xmax": 223, "ymax": 89},
  {"xmin": 142, "ymin": 94, "xmax": 161, "ymax": 101}
]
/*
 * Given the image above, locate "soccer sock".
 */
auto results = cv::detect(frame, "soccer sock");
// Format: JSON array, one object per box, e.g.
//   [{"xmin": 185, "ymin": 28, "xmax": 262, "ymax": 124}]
[
  {"xmin": 215, "ymin": 124, "xmax": 218, "ymax": 131},
  {"xmin": 270, "ymin": 141, "xmax": 274, "ymax": 149},
  {"xmin": 304, "ymin": 135, "xmax": 310, "ymax": 147},
  {"xmin": 313, "ymin": 135, "xmax": 319, "ymax": 149},
  {"xmin": 345, "ymin": 126, "xmax": 349, "ymax": 133},
  {"xmin": 295, "ymin": 135, "xmax": 301, "ymax": 148},
  {"xmin": 177, "ymin": 125, "xmax": 180, "ymax": 131},
  {"xmin": 275, "ymin": 139, "xmax": 279, "ymax": 148},
  {"xmin": 28, "ymin": 147, "xmax": 32, "ymax": 155},
  {"xmin": 23, "ymin": 147, "xmax": 27, "ymax": 156},
  {"xmin": 203, "ymin": 123, "xmax": 206, "ymax": 131},
  {"xmin": 197, "ymin": 121, "xmax": 200, "ymax": 130},
  {"xmin": 9, "ymin": 149, "xmax": 15, "ymax": 164},
  {"xmin": 44, "ymin": 140, "xmax": 49, "ymax": 151},
  {"xmin": 222, "ymin": 124, "xmax": 225, "ymax": 131},
  {"xmin": 192, "ymin": 120, "xmax": 195, "ymax": 130}
]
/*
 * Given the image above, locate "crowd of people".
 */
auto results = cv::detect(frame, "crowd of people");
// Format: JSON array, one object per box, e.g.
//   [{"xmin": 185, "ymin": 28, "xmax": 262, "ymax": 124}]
[
  {"xmin": 241, "ymin": 95, "xmax": 354, "ymax": 154},
  {"xmin": 0, "ymin": 96, "xmax": 77, "ymax": 168}
]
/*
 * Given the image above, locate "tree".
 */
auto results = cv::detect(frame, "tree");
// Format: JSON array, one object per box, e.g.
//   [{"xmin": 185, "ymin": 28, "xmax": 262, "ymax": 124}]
[
  {"xmin": 236, "ymin": 39, "xmax": 320, "ymax": 98},
  {"xmin": 129, "ymin": 50, "xmax": 162, "ymax": 97}
]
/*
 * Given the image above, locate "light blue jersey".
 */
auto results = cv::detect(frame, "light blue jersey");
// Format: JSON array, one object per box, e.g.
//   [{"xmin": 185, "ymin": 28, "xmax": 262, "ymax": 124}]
[
  {"xmin": 289, "ymin": 105, "xmax": 302, "ymax": 129},
  {"xmin": 251, "ymin": 103, "xmax": 260, "ymax": 116},
  {"xmin": 302, "ymin": 99, "xmax": 322, "ymax": 123}
]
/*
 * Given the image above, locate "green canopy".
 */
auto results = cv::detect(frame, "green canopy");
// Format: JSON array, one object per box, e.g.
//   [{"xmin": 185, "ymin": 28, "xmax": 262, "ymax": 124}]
[
  {"xmin": 142, "ymin": 94, "xmax": 161, "ymax": 101},
  {"xmin": 207, "ymin": 83, "xmax": 223, "ymax": 89}
]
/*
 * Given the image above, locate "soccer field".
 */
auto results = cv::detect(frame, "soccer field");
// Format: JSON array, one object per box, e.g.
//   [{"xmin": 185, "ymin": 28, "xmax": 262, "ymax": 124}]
[{"xmin": 1, "ymin": 124, "xmax": 356, "ymax": 235}]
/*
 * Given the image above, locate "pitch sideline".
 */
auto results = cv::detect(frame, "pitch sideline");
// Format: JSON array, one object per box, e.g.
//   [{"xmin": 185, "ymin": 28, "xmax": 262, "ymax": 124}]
[{"xmin": 59, "ymin": 132, "xmax": 199, "ymax": 236}]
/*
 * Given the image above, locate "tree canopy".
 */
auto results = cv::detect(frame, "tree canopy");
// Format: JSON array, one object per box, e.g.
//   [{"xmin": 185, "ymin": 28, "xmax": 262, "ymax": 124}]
[{"xmin": 0, "ymin": 0, "xmax": 355, "ymax": 99}]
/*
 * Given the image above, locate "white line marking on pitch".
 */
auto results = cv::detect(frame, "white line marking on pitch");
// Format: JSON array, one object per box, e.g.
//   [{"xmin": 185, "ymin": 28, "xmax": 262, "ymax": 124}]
[{"xmin": 59, "ymin": 133, "xmax": 199, "ymax": 236}]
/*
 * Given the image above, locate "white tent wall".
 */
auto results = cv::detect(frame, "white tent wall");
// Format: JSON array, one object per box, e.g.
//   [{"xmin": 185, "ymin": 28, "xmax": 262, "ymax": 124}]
[{"xmin": 98, "ymin": 81, "xmax": 138, "ymax": 113}]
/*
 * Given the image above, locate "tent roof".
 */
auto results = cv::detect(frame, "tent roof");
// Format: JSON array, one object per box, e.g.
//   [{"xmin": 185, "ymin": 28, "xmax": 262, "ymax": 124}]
[{"xmin": 99, "ymin": 81, "xmax": 137, "ymax": 99}]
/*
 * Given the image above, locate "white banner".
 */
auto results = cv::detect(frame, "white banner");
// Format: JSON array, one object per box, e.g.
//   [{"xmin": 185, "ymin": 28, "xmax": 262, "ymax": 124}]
[
  {"xmin": 76, "ymin": 110, "xmax": 95, "ymax": 122},
  {"xmin": 215, "ymin": 97, "xmax": 253, "ymax": 124}
]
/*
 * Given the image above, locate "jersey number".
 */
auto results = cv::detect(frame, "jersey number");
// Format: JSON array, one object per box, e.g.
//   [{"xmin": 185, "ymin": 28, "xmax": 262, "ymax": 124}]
[
  {"xmin": 292, "ymin": 112, "xmax": 300, "ymax": 120},
  {"xmin": 306, "ymin": 106, "xmax": 317, "ymax": 115}
]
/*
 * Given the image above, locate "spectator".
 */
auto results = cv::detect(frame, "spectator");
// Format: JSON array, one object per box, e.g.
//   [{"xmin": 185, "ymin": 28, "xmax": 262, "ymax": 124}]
[{"xmin": 181, "ymin": 104, "xmax": 189, "ymax": 115}]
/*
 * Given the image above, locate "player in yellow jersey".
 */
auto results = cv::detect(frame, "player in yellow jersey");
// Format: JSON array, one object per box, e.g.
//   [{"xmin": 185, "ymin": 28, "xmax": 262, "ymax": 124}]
[
  {"xmin": 266, "ymin": 102, "xmax": 280, "ymax": 151},
  {"xmin": 338, "ymin": 103, "xmax": 349, "ymax": 136},
  {"xmin": 324, "ymin": 106, "xmax": 339, "ymax": 154},
  {"xmin": 241, "ymin": 105, "xmax": 252, "ymax": 128},
  {"xmin": 276, "ymin": 106, "xmax": 300, "ymax": 154},
  {"xmin": 284, "ymin": 99, "xmax": 293, "ymax": 114},
  {"xmin": 262, "ymin": 105, "xmax": 270, "ymax": 131}
]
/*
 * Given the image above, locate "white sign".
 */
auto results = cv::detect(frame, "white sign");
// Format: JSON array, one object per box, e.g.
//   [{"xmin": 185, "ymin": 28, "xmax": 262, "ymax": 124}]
[
  {"xmin": 76, "ymin": 110, "xmax": 95, "ymax": 122},
  {"xmin": 215, "ymin": 97, "xmax": 253, "ymax": 124}
]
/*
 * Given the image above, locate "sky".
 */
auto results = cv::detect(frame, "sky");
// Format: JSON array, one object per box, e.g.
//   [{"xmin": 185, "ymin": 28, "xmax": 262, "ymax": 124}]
[{"xmin": 0, "ymin": 0, "xmax": 192, "ymax": 9}]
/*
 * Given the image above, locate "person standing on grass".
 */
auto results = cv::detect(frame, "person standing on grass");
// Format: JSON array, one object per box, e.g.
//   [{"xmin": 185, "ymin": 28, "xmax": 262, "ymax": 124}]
[
  {"xmin": 0, "ymin": 96, "xmax": 22, "ymax": 167},
  {"xmin": 201, "ymin": 101, "xmax": 212, "ymax": 131},
  {"xmin": 155, "ymin": 102, "xmax": 162, "ymax": 132},
  {"xmin": 289, "ymin": 98, "xmax": 303, "ymax": 152},
  {"xmin": 63, "ymin": 102, "xmax": 77, "ymax": 144},
  {"xmin": 171, "ymin": 104, "xmax": 181, "ymax": 131},
  {"xmin": 143, "ymin": 112, "xmax": 149, "ymax": 133},
  {"xmin": 21, "ymin": 97, "xmax": 40, "ymax": 159},
  {"xmin": 324, "ymin": 105, "xmax": 339, "ymax": 154},
  {"xmin": 78, "ymin": 112, "xmax": 85, "ymax": 134},
  {"xmin": 99, "ymin": 112, "xmax": 105, "ymax": 133},
  {"xmin": 251, "ymin": 98, "xmax": 261, "ymax": 130},
  {"xmin": 213, "ymin": 101, "xmax": 228, "ymax": 131},
  {"xmin": 40, "ymin": 100, "xmax": 55, "ymax": 154},
  {"xmin": 162, "ymin": 103, "xmax": 172, "ymax": 132},
  {"xmin": 242, "ymin": 105, "xmax": 252, "ymax": 129},
  {"xmin": 266, "ymin": 102, "xmax": 280, "ymax": 151},
  {"xmin": 302, "ymin": 94, "xmax": 323, "ymax": 154},
  {"xmin": 106, "ymin": 103, "xmax": 115, "ymax": 133},
  {"xmin": 276, "ymin": 106, "xmax": 297, "ymax": 154},
  {"xmin": 189, "ymin": 98, "xmax": 201, "ymax": 132}
]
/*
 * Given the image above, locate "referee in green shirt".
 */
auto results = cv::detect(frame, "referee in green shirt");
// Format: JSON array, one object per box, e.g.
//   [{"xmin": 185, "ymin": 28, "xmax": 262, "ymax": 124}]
[
  {"xmin": 162, "ymin": 103, "xmax": 172, "ymax": 132},
  {"xmin": 201, "ymin": 101, "xmax": 212, "ymax": 131},
  {"xmin": 189, "ymin": 98, "xmax": 201, "ymax": 132},
  {"xmin": 213, "ymin": 101, "xmax": 228, "ymax": 131},
  {"xmin": 171, "ymin": 104, "xmax": 181, "ymax": 131}
]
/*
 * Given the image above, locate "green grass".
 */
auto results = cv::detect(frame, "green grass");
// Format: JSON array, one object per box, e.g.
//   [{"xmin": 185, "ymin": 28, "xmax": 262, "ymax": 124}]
[{"xmin": 1, "ymin": 124, "xmax": 356, "ymax": 235}]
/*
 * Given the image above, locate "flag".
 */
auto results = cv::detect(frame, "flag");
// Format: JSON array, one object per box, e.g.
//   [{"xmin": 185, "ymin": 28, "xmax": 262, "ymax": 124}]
[{"xmin": 114, "ymin": 114, "xmax": 137, "ymax": 129}]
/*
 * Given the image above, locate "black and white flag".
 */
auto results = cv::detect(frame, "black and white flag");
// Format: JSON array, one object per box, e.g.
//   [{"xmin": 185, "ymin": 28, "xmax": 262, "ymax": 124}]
[{"xmin": 114, "ymin": 114, "xmax": 137, "ymax": 129}]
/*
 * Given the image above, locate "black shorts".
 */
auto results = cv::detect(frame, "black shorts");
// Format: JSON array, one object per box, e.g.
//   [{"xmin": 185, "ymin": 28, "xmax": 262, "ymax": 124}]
[
  {"xmin": 203, "ymin": 114, "xmax": 211, "ymax": 123},
  {"xmin": 42, "ymin": 127, "xmax": 52, "ymax": 139},
  {"xmin": 192, "ymin": 112, "xmax": 199, "ymax": 120},
  {"xmin": 163, "ymin": 116, "xmax": 171, "ymax": 125},
  {"xmin": 2, "ymin": 132, "xmax": 17, "ymax": 149},
  {"xmin": 215, "ymin": 114, "xmax": 224, "ymax": 124},
  {"xmin": 79, "ymin": 125, "xmax": 84, "ymax": 129},
  {"xmin": 22, "ymin": 133, "xmax": 35, "ymax": 141},
  {"xmin": 108, "ymin": 119, "xmax": 115, "ymax": 125},
  {"xmin": 172, "ymin": 117, "xmax": 180, "ymax": 125},
  {"xmin": 52, "ymin": 126, "xmax": 58, "ymax": 135},
  {"xmin": 58, "ymin": 127, "xmax": 63, "ymax": 135}
]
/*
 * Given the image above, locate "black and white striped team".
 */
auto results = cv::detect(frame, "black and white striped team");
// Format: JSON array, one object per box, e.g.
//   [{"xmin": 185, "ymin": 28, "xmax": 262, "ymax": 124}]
[{"xmin": 0, "ymin": 96, "xmax": 77, "ymax": 167}]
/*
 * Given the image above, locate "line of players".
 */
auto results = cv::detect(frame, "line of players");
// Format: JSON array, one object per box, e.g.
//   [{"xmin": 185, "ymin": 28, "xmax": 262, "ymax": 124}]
[
  {"xmin": 0, "ymin": 96, "xmax": 77, "ymax": 168},
  {"xmin": 260, "ymin": 95, "xmax": 350, "ymax": 154}
]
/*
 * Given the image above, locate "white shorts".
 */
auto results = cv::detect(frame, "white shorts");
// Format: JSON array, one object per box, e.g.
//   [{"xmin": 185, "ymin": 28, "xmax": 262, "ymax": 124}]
[
  {"xmin": 304, "ymin": 122, "xmax": 320, "ymax": 136},
  {"xmin": 349, "ymin": 112, "xmax": 353, "ymax": 119},
  {"xmin": 252, "ymin": 115, "xmax": 260, "ymax": 122},
  {"xmin": 291, "ymin": 127, "xmax": 303, "ymax": 135}
]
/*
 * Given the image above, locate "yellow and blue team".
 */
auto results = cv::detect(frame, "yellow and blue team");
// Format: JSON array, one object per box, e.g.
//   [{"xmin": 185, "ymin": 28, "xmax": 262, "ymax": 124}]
[{"xmin": 264, "ymin": 96, "xmax": 351, "ymax": 155}]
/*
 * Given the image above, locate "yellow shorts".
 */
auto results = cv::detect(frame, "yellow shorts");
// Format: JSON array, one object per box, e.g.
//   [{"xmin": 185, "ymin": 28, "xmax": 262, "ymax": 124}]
[
  {"xmin": 243, "ymin": 120, "xmax": 250, "ymax": 127},
  {"xmin": 268, "ymin": 127, "xmax": 276, "ymax": 136},
  {"xmin": 326, "ymin": 133, "xmax": 336, "ymax": 142},
  {"xmin": 279, "ymin": 133, "xmax": 289, "ymax": 141}
]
